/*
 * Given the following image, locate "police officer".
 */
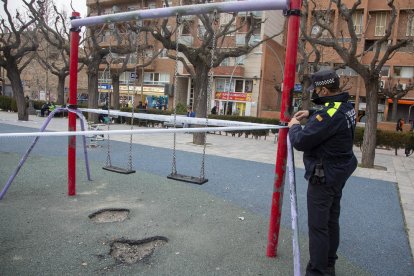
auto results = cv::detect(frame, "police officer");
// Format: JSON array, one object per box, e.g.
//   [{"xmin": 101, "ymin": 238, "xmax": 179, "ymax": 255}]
[{"xmin": 288, "ymin": 68, "xmax": 357, "ymax": 276}]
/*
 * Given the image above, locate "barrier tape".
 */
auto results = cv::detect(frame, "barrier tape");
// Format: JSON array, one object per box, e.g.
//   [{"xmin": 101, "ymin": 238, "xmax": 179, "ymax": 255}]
[{"xmin": 0, "ymin": 125, "xmax": 286, "ymax": 138}]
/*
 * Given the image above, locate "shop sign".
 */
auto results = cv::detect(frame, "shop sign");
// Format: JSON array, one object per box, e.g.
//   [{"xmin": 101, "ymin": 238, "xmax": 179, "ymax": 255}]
[
  {"xmin": 294, "ymin": 84, "xmax": 302, "ymax": 92},
  {"xmin": 119, "ymin": 85, "xmax": 165, "ymax": 95},
  {"xmin": 215, "ymin": 92, "xmax": 252, "ymax": 102},
  {"xmin": 99, "ymin": 84, "xmax": 112, "ymax": 90}
]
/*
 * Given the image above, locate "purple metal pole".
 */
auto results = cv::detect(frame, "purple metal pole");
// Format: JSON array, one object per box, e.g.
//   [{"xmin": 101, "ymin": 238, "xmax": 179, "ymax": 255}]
[
  {"xmin": 0, "ymin": 108, "xmax": 91, "ymax": 200},
  {"xmin": 71, "ymin": 0, "xmax": 289, "ymax": 28}
]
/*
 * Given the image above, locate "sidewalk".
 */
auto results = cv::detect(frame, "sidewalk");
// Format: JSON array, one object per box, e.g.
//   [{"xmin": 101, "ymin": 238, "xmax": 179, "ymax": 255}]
[{"xmin": 0, "ymin": 111, "xmax": 413, "ymax": 269}]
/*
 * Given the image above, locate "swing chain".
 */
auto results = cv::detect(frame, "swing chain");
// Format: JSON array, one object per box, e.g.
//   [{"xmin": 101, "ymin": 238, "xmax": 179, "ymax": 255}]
[
  {"xmin": 127, "ymin": 21, "xmax": 143, "ymax": 171},
  {"xmin": 171, "ymin": 14, "xmax": 182, "ymax": 175},
  {"xmin": 105, "ymin": 29, "xmax": 114, "ymax": 167},
  {"xmin": 199, "ymin": 13, "xmax": 216, "ymax": 180}
]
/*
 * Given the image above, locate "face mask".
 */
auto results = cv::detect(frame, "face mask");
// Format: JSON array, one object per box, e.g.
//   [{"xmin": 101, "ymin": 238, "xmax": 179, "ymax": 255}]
[{"xmin": 310, "ymin": 89, "xmax": 319, "ymax": 100}]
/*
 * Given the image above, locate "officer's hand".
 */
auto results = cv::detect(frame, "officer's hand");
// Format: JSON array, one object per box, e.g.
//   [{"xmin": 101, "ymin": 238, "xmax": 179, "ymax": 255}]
[
  {"xmin": 288, "ymin": 117, "xmax": 300, "ymax": 128},
  {"xmin": 294, "ymin": 110, "xmax": 310, "ymax": 121}
]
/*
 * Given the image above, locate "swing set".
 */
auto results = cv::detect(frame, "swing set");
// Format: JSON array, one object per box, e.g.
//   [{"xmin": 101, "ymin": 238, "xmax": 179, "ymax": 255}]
[
  {"xmin": 0, "ymin": 0, "xmax": 303, "ymax": 274},
  {"xmin": 67, "ymin": 0, "xmax": 301, "ymax": 265}
]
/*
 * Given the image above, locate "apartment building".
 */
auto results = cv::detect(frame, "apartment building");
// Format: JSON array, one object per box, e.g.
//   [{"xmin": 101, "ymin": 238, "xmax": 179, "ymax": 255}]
[
  {"xmin": 85, "ymin": 0, "xmax": 286, "ymax": 118},
  {"xmin": 300, "ymin": 0, "xmax": 414, "ymax": 122}
]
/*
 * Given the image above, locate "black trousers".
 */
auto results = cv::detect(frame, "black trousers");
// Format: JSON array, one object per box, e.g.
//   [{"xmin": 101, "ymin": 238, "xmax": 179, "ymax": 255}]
[{"xmin": 306, "ymin": 180, "xmax": 345, "ymax": 276}]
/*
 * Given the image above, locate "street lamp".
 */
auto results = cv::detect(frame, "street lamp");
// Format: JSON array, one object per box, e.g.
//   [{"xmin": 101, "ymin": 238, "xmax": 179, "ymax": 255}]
[
  {"xmin": 223, "ymin": 52, "xmax": 258, "ymax": 116},
  {"xmin": 254, "ymin": 39, "xmax": 284, "ymax": 80},
  {"xmin": 224, "ymin": 61, "xmax": 243, "ymax": 115},
  {"xmin": 254, "ymin": 39, "xmax": 285, "ymax": 114}
]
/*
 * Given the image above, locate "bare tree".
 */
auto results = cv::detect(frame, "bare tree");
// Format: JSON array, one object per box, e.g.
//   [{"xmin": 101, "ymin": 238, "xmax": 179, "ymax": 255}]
[
  {"xmin": 80, "ymin": 1, "xmax": 163, "ymax": 122},
  {"xmin": 143, "ymin": 0, "xmax": 282, "ymax": 144},
  {"xmin": 301, "ymin": 0, "xmax": 414, "ymax": 168},
  {"xmin": 0, "ymin": 0, "xmax": 42, "ymax": 120},
  {"xmin": 381, "ymin": 77, "xmax": 414, "ymax": 121},
  {"xmin": 297, "ymin": 0, "xmax": 322, "ymax": 110}
]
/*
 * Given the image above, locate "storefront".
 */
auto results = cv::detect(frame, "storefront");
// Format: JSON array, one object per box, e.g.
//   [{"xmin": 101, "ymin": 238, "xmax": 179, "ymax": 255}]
[
  {"xmin": 214, "ymin": 92, "xmax": 252, "ymax": 116},
  {"xmin": 98, "ymin": 84, "xmax": 168, "ymax": 109},
  {"xmin": 214, "ymin": 78, "xmax": 253, "ymax": 116}
]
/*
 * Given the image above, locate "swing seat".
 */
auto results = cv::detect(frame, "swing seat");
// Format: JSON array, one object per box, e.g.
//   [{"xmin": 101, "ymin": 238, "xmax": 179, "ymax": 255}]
[
  {"xmin": 103, "ymin": 166, "xmax": 136, "ymax": 174},
  {"xmin": 167, "ymin": 173, "xmax": 208, "ymax": 185}
]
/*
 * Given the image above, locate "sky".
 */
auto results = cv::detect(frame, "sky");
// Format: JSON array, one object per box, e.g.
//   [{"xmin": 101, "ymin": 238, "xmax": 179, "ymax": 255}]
[{"xmin": 0, "ymin": 0, "xmax": 87, "ymax": 19}]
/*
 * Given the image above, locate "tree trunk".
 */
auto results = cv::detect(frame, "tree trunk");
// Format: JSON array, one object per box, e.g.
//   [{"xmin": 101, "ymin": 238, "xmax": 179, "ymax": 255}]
[
  {"xmin": 192, "ymin": 64, "xmax": 210, "ymax": 145},
  {"xmin": 112, "ymin": 74, "xmax": 120, "ymax": 110},
  {"xmin": 56, "ymin": 74, "xmax": 66, "ymax": 105},
  {"xmin": 360, "ymin": 80, "xmax": 379, "ymax": 168},
  {"xmin": 391, "ymin": 96, "xmax": 398, "ymax": 122},
  {"xmin": 301, "ymin": 74, "xmax": 312, "ymax": 110},
  {"xmin": 6, "ymin": 64, "xmax": 28, "ymax": 121},
  {"xmin": 87, "ymin": 59, "xmax": 100, "ymax": 123}
]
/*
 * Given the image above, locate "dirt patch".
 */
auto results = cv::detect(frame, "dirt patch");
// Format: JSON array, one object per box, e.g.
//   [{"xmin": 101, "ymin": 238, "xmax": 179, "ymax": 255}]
[
  {"xmin": 110, "ymin": 236, "xmax": 168, "ymax": 264},
  {"xmin": 89, "ymin": 208, "xmax": 130, "ymax": 223}
]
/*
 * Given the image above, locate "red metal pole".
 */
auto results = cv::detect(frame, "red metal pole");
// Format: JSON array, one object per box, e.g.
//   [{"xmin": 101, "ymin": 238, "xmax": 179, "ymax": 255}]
[
  {"xmin": 68, "ymin": 11, "xmax": 81, "ymax": 196},
  {"xmin": 267, "ymin": 0, "xmax": 302, "ymax": 257}
]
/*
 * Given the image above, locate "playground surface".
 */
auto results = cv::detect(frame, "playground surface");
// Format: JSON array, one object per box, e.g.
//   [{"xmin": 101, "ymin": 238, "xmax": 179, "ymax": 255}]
[{"xmin": 0, "ymin": 112, "xmax": 413, "ymax": 275}]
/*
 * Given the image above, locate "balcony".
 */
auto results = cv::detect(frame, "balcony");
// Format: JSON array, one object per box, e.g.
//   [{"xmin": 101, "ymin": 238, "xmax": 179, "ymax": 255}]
[{"xmin": 213, "ymin": 66, "xmax": 245, "ymax": 77}]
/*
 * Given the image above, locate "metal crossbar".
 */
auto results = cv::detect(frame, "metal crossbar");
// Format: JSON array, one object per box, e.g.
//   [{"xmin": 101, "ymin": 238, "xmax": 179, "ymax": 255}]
[{"xmin": 71, "ymin": 0, "xmax": 289, "ymax": 28}]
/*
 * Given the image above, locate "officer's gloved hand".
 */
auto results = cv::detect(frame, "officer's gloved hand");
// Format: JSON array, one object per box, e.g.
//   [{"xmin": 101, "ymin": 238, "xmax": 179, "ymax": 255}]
[
  {"xmin": 294, "ymin": 110, "xmax": 309, "ymax": 121},
  {"xmin": 288, "ymin": 117, "xmax": 300, "ymax": 128}
]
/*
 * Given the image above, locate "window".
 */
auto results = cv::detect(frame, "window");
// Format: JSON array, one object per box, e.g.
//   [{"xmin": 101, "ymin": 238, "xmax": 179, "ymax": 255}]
[
  {"xmin": 352, "ymin": 11, "xmax": 363, "ymax": 35},
  {"xmin": 393, "ymin": 66, "xmax": 414, "ymax": 78},
  {"xmin": 143, "ymin": 73, "xmax": 170, "ymax": 84},
  {"xmin": 220, "ymin": 13, "xmax": 236, "ymax": 34},
  {"xmin": 161, "ymin": 25, "xmax": 172, "ymax": 36},
  {"xmin": 128, "ymin": 53, "xmax": 138, "ymax": 64},
  {"xmin": 235, "ymin": 55, "xmax": 245, "ymax": 65},
  {"xmin": 181, "ymin": 24, "xmax": 191, "ymax": 35},
  {"xmin": 148, "ymin": 2, "xmax": 156, "ymax": 9},
  {"xmin": 397, "ymin": 39, "xmax": 414, "ymax": 52},
  {"xmin": 120, "ymin": 71, "xmax": 135, "ymax": 84},
  {"xmin": 374, "ymin": 12, "xmax": 387, "ymax": 36},
  {"xmin": 220, "ymin": 13, "xmax": 233, "ymax": 26},
  {"xmin": 162, "ymin": 0, "xmax": 173, "ymax": 7},
  {"xmin": 160, "ymin": 49, "xmax": 168, "ymax": 58},
  {"xmin": 145, "ymin": 48, "xmax": 153, "ymax": 58},
  {"xmin": 220, "ymin": 58, "xmax": 230, "ymax": 66},
  {"xmin": 244, "ymin": 80, "xmax": 253, "ymax": 92},
  {"xmin": 336, "ymin": 66, "xmax": 358, "ymax": 77},
  {"xmin": 99, "ymin": 70, "xmax": 110, "ymax": 81},
  {"xmin": 380, "ymin": 66, "xmax": 390, "ymax": 77},
  {"xmin": 235, "ymin": 80, "xmax": 244, "ymax": 92},
  {"xmin": 198, "ymin": 24, "xmax": 206, "ymax": 38},
  {"xmin": 407, "ymin": 13, "xmax": 414, "ymax": 36},
  {"xmin": 364, "ymin": 39, "xmax": 375, "ymax": 51},
  {"xmin": 215, "ymin": 79, "xmax": 226, "ymax": 92},
  {"xmin": 311, "ymin": 10, "xmax": 332, "ymax": 37}
]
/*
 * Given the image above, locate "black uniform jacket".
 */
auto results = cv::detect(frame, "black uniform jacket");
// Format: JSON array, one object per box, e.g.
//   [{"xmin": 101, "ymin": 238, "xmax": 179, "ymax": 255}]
[{"xmin": 289, "ymin": 92, "xmax": 358, "ymax": 185}]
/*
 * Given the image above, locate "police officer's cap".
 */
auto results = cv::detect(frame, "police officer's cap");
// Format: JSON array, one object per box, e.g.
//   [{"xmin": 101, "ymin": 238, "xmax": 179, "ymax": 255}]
[{"xmin": 307, "ymin": 68, "xmax": 340, "ymax": 92}]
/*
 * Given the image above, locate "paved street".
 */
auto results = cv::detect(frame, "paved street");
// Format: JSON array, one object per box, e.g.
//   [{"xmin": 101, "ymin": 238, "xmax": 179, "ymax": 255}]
[{"xmin": 0, "ymin": 111, "xmax": 413, "ymax": 275}]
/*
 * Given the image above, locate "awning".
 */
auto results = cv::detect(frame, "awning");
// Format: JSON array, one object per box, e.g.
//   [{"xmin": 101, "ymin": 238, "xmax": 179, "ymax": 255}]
[{"xmin": 387, "ymin": 99, "xmax": 414, "ymax": 105}]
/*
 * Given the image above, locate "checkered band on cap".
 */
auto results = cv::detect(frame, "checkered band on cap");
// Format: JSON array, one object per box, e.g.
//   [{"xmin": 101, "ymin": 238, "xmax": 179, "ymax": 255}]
[{"xmin": 314, "ymin": 78, "xmax": 336, "ymax": 87}]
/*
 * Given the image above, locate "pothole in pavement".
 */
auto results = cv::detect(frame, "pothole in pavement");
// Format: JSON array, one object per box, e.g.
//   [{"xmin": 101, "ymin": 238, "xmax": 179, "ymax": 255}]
[
  {"xmin": 110, "ymin": 236, "xmax": 168, "ymax": 264},
  {"xmin": 89, "ymin": 208, "xmax": 130, "ymax": 223}
]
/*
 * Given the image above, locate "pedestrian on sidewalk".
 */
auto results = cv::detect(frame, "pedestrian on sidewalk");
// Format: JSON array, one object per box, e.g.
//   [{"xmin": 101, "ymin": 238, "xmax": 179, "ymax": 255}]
[
  {"xmin": 396, "ymin": 118, "xmax": 404, "ymax": 132},
  {"xmin": 288, "ymin": 68, "xmax": 357, "ymax": 276}
]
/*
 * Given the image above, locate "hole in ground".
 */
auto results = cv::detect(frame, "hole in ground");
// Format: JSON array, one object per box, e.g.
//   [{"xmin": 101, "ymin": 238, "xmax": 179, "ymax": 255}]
[
  {"xmin": 89, "ymin": 208, "xmax": 130, "ymax": 223},
  {"xmin": 110, "ymin": 236, "xmax": 168, "ymax": 264}
]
